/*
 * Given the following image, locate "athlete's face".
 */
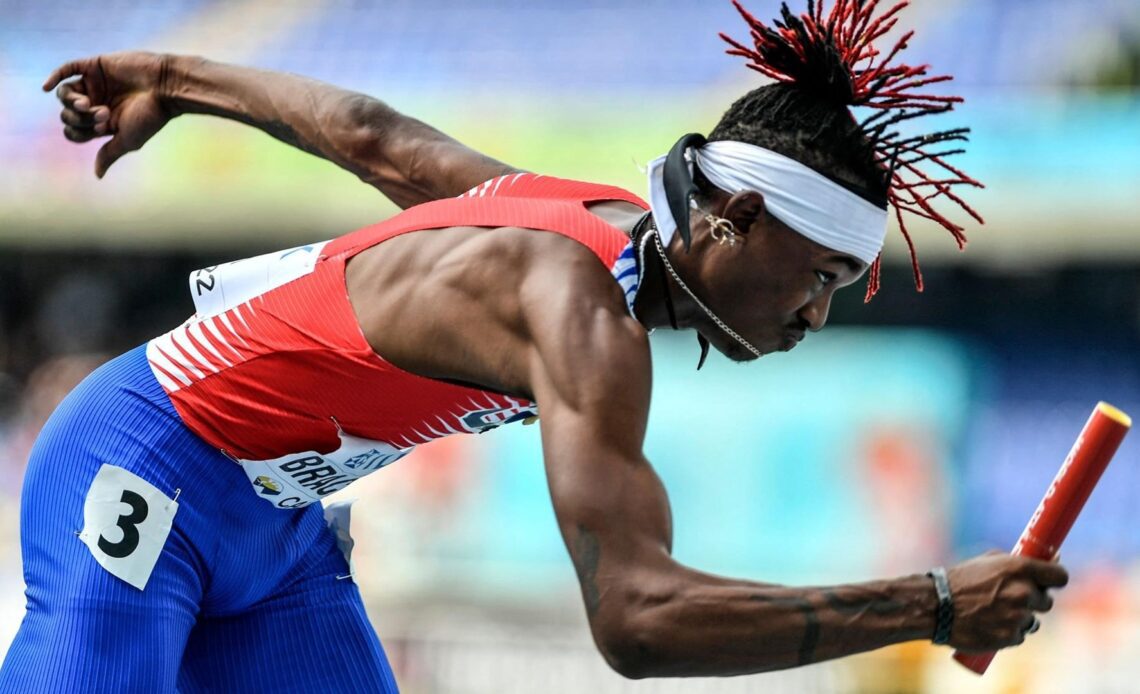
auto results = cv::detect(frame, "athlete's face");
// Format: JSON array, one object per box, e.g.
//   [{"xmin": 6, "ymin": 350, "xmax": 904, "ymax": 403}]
[{"xmin": 672, "ymin": 189, "xmax": 867, "ymax": 362}]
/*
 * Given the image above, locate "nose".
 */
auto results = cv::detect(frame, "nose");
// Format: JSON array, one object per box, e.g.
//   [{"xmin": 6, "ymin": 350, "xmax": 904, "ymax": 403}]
[{"xmin": 799, "ymin": 293, "xmax": 832, "ymax": 332}]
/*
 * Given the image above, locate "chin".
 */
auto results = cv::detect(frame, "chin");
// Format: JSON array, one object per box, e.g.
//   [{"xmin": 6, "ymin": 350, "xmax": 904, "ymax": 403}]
[
  {"xmin": 724, "ymin": 338, "xmax": 800, "ymax": 361},
  {"xmin": 704, "ymin": 331, "xmax": 781, "ymax": 363},
  {"xmin": 719, "ymin": 341, "xmax": 764, "ymax": 363}
]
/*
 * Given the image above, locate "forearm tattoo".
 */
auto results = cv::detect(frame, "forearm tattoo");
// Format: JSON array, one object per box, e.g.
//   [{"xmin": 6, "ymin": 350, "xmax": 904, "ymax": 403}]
[
  {"xmin": 749, "ymin": 595, "xmax": 821, "ymax": 665},
  {"xmin": 572, "ymin": 525, "xmax": 602, "ymax": 617},
  {"xmin": 745, "ymin": 589, "xmax": 907, "ymax": 666}
]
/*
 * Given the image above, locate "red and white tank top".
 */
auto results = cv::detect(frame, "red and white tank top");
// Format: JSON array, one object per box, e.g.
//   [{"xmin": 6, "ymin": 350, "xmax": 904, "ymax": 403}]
[{"xmin": 145, "ymin": 174, "xmax": 646, "ymax": 508}]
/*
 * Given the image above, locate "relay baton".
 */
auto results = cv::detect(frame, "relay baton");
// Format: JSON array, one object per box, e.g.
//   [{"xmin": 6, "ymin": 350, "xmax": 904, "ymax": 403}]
[{"xmin": 952, "ymin": 401, "xmax": 1132, "ymax": 675}]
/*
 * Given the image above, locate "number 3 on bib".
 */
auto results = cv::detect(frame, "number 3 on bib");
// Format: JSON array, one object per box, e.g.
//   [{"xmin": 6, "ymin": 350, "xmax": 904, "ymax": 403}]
[{"xmin": 79, "ymin": 465, "xmax": 178, "ymax": 590}]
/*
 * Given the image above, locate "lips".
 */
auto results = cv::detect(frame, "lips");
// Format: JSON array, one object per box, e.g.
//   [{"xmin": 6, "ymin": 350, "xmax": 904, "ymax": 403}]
[{"xmin": 780, "ymin": 331, "xmax": 805, "ymax": 352}]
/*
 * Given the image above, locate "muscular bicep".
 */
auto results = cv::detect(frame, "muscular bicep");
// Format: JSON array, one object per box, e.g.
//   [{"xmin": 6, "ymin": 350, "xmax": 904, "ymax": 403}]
[
  {"xmin": 526, "ymin": 290, "xmax": 676, "ymax": 626},
  {"xmin": 351, "ymin": 104, "xmax": 521, "ymax": 208},
  {"xmin": 535, "ymin": 365, "xmax": 675, "ymax": 560}
]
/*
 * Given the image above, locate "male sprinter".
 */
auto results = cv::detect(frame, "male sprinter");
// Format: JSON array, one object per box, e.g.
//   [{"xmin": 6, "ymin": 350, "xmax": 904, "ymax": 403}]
[{"xmin": 3, "ymin": 1, "xmax": 1067, "ymax": 690}]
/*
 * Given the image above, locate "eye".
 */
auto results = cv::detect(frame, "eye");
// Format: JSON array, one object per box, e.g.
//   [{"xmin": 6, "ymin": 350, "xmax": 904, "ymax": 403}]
[{"xmin": 814, "ymin": 270, "xmax": 837, "ymax": 286}]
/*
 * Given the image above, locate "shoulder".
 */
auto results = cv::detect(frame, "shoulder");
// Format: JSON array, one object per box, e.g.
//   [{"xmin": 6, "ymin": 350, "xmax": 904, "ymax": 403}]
[{"xmin": 517, "ymin": 235, "xmax": 650, "ymax": 407}]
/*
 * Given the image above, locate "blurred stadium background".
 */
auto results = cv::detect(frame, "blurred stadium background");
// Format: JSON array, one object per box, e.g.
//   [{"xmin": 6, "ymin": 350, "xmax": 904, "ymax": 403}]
[{"xmin": 2, "ymin": 0, "xmax": 1140, "ymax": 691}]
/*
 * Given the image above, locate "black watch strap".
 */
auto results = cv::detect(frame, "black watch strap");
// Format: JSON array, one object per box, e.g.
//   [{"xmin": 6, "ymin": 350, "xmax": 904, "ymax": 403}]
[{"xmin": 926, "ymin": 566, "xmax": 954, "ymax": 645}]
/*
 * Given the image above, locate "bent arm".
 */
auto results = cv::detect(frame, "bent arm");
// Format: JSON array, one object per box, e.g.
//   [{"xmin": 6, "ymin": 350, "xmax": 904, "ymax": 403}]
[
  {"xmin": 523, "ymin": 271, "xmax": 936, "ymax": 678},
  {"xmin": 163, "ymin": 54, "xmax": 519, "ymax": 207}
]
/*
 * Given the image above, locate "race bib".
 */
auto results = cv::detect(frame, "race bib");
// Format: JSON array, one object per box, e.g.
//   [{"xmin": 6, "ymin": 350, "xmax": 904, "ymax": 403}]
[
  {"xmin": 79, "ymin": 465, "xmax": 178, "ymax": 590},
  {"xmin": 189, "ymin": 241, "xmax": 331, "ymax": 318},
  {"xmin": 240, "ymin": 428, "xmax": 412, "ymax": 510}
]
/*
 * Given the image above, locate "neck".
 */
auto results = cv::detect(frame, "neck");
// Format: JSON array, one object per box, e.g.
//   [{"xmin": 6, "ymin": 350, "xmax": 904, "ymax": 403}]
[{"xmin": 631, "ymin": 215, "xmax": 691, "ymax": 332}]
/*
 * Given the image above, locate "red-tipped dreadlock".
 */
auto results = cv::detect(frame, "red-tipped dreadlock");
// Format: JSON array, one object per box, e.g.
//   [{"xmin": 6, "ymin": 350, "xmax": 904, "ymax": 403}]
[{"xmin": 720, "ymin": 0, "xmax": 984, "ymax": 301}]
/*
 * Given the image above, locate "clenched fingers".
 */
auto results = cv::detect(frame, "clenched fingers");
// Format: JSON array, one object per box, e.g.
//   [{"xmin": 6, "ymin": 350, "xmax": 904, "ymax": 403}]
[
  {"xmin": 60, "ymin": 111, "xmax": 110, "ymax": 142},
  {"xmin": 55, "ymin": 81, "xmax": 90, "ymax": 109},
  {"xmin": 1021, "ymin": 557, "xmax": 1069, "ymax": 589},
  {"xmin": 1011, "ymin": 613, "xmax": 1037, "ymax": 645},
  {"xmin": 1026, "ymin": 585, "xmax": 1054, "ymax": 613},
  {"xmin": 56, "ymin": 81, "xmax": 111, "ymax": 141},
  {"xmin": 61, "ymin": 105, "xmax": 109, "ymax": 129}
]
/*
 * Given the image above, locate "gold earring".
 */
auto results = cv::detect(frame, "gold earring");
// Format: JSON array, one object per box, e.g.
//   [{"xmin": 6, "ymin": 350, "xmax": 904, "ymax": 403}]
[{"xmin": 705, "ymin": 214, "xmax": 739, "ymax": 247}]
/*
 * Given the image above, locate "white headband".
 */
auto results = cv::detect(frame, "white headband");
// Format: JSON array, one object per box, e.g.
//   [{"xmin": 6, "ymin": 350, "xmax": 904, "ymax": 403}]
[{"xmin": 646, "ymin": 140, "xmax": 888, "ymax": 264}]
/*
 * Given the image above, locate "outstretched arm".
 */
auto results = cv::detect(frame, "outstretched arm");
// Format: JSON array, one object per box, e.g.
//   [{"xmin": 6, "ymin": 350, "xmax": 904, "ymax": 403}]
[
  {"xmin": 523, "ymin": 263, "xmax": 1068, "ymax": 678},
  {"xmin": 44, "ymin": 52, "xmax": 519, "ymax": 207}
]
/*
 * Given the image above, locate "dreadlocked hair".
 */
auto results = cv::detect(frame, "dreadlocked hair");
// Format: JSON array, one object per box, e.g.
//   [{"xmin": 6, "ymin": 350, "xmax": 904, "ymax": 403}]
[{"xmin": 714, "ymin": 0, "xmax": 984, "ymax": 301}]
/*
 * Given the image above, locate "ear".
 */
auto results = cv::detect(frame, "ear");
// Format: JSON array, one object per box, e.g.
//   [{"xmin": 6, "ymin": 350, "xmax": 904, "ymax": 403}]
[{"xmin": 720, "ymin": 190, "xmax": 766, "ymax": 236}]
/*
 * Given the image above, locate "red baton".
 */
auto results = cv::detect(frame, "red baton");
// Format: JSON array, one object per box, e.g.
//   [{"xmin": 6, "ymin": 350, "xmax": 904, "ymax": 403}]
[{"xmin": 952, "ymin": 401, "xmax": 1131, "ymax": 675}]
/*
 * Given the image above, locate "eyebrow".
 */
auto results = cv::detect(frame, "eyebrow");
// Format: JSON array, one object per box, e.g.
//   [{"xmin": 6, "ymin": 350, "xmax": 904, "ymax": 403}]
[{"xmin": 826, "ymin": 254, "xmax": 863, "ymax": 274}]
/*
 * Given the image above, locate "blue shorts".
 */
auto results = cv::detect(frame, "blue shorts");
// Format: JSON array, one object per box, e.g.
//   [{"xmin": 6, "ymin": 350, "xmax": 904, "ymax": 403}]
[{"xmin": 0, "ymin": 345, "xmax": 399, "ymax": 693}]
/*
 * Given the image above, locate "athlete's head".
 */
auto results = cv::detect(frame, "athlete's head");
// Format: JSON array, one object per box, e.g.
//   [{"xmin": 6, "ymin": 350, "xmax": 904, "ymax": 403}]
[{"xmin": 645, "ymin": 0, "xmax": 982, "ymax": 364}]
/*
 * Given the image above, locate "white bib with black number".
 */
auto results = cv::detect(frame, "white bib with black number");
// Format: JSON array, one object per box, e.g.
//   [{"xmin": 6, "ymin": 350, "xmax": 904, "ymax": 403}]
[
  {"xmin": 188, "ymin": 240, "xmax": 331, "ymax": 319},
  {"xmin": 79, "ymin": 465, "xmax": 178, "ymax": 590}
]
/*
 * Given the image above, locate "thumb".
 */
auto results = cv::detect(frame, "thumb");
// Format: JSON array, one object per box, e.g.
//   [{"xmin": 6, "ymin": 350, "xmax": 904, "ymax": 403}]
[{"xmin": 95, "ymin": 136, "xmax": 128, "ymax": 179}]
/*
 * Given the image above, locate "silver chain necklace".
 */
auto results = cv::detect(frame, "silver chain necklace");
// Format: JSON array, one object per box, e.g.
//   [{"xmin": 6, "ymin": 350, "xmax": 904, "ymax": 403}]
[{"xmin": 650, "ymin": 227, "xmax": 763, "ymax": 359}]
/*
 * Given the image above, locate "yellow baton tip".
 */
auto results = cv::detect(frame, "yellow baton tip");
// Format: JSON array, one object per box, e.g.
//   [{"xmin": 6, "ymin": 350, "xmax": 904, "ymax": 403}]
[{"xmin": 1096, "ymin": 401, "xmax": 1132, "ymax": 428}]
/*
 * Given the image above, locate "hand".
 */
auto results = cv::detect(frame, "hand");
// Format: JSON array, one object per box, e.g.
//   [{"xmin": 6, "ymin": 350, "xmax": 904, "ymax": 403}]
[
  {"xmin": 43, "ymin": 52, "xmax": 177, "ymax": 178},
  {"xmin": 947, "ymin": 551, "xmax": 1068, "ymax": 652}
]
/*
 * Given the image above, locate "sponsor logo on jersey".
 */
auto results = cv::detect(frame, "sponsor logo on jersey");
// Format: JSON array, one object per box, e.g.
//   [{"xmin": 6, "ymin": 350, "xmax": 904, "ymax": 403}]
[
  {"xmin": 253, "ymin": 475, "xmax": 282, "ymax": 496},
  {"xmin": 342, "ymin": 448, "xmax": 404, "ymax": 471},
  {"xmin": 460, "ymin": 406, "xmax": 538, "ymax": 433}
]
